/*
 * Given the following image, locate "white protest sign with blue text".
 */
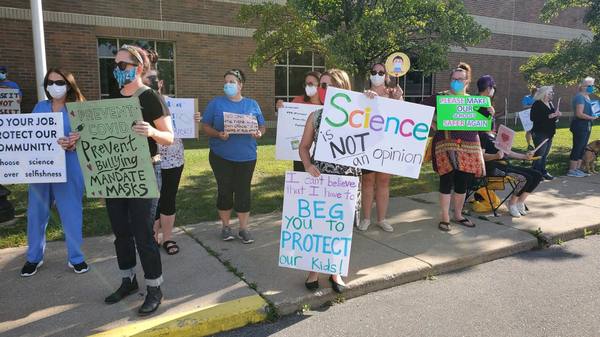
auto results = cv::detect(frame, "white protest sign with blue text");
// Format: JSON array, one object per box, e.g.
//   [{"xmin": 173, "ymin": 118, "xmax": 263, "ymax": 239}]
[
  {"xmin": 279, "ymin": 171, "xmax": 358, "ymax": 276},
  {"xmin": 164, "ymin": 97, "xmax": 197, "ymax": 139},
  {"xmin": 275, "ymin": 102, "xmax": 322, "ymax": 161},
  {"xmin": 0, "ymin": 113, "xmax": 66, "ymax": 183},
  {"xmin": 314, "ymin": 87, "xmax": 434, "ymax": 178}
]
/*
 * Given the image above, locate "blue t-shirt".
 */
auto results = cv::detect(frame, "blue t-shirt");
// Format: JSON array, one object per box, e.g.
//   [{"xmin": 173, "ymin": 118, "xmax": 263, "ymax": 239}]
[
  {"xmin": 0, "ymin": 80, "xmax": 23, "ymax": 97},
  {"xmin": 202, "ymin": 96, "xmax": 265, "ymax": 162}
]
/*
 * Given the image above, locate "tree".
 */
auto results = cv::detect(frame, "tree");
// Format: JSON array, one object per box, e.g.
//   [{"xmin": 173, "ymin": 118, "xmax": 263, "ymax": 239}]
[
  {"xmin": 239, "ymin": 0, "xmax": 490, "ymax": 89},
  {"xmin": 521, "ymin": 0, "xmax": 600, "ymax": 86}
]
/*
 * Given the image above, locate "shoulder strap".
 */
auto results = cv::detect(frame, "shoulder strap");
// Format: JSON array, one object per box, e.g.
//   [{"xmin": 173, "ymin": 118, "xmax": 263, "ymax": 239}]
[{"xmin": 132, "ymin": 85, "xmax": 152, "ymax": 98}]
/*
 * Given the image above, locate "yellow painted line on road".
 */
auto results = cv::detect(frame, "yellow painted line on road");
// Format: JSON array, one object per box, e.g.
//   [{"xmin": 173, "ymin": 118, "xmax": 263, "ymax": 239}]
[{"xmin": 89, "ymin": 294, "xmax": 267, "ymax": 337}]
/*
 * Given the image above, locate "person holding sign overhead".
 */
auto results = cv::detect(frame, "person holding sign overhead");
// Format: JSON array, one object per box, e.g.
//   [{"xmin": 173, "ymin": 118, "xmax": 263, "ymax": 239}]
[
  {"xmin": 568, "ymin": 77, "xmax": 597, "ymax": 177},
  {"xmin": 358, "ymin": 63, "xmax": 403, "ymax": 232},
  {"xmin": 99, "ymin": 45, "xmax": 174, "ymax": 316},
  {"xmin": 530, "ymin": 86, "xmax": 559, "ymax": 180},
  {"xmin": 298, "ymin": 68, "xmax": 361, "ymax": 293},
  {"xmin": 422, "ymin": 63, "xmax": 484, "ymax": 232},
  {"xmin": 21, "ymin": 68, "xmax": 87, "ymax": 277},
  {"xmin": 202, "ymin": 69, "xmax": 266, "ymax": 244}
]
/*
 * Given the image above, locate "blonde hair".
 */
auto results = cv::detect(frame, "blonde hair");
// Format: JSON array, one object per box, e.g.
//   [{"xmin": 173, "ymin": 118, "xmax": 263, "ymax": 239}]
[
  {"xmin": 533, "ymin": 86, "xmax": 553, "ymax": 101},
  {"xmin": 323, "ymin": 69, "xmax": 352, "ymax": 90},
  {"xmin": 579, "ymin": 76, "xmax": 595, "ymax": 91}
]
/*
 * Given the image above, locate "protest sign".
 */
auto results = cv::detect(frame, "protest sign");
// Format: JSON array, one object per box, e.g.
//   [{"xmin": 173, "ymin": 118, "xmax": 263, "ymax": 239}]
[
  {"xmin": 0, "ymin": 88, "xmax": 20, "ymax": 114},
  {"xmin": 279, "ymin": 171, "xmax": 358, "ymax": 276},
  {"xmin": 223, "ymin": 112, "xmax": 258, "ymax": 134},
  {"xmin": 518, "ymin": 109, "xmax": 533, "ymax": 132},
  {"xmin": 275, "ymin": 103, "xmax": 322, "ymax": 161},
  {"xmin": 164, "ymin": 97, "xmax": 198, "ymax": 138},
  {"xmin": 592, "ymin": 100, "xmax": 600, "ymax": 117},
  {"xmin": 0, "ymin": 113, "xmax": 65, "ymax": 183},
  {"xmin": 67, "ymin": 98, "xmax": 159, "ymax": 198},
  {"xmin": 436, "ymin": 96, "xmax": 492, "ymax": 131},
  {"xmin": 313, "ymin": 87, "xmax": 434, "ymax": 178},
  {"xmin": 494, "ymin": 124, "xmax": 515, "ymax": 153},
  {"xmin": 385, "ymin": 52, "xmax": 410, "ymax": 78}
]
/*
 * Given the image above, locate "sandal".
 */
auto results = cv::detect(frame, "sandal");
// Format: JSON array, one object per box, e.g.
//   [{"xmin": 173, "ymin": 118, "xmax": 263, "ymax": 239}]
[
  {"xmin": 453, "ymin": 218, "xmax": 475, "ymax": 228},
  {"xmin": 438, "ymin": 221, "xmax": 451, "ymax": 232},
  {"xmin": 162, "ymin": 241, "xmax": 180, "ymax": 255}
]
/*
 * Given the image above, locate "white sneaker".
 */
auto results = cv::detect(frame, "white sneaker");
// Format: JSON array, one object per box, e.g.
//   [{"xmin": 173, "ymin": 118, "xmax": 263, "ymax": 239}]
[
  {"xmin": 508, "ymin": 204, "xmax": 521, "ymax": 217},
  {"xmin": 516, "ymin": 203, "xmax": 527, "ymax": 216},
  {"xmin": 377, "ymin": 221, "xmax": 394, "ymax": 232},
  {"xmin": 357, "ymin": 219, "xmax": 371, "ymax": 231},
  {"xmin": 567, "ymin": 170, "xmax": 585, "ymax": 177}
]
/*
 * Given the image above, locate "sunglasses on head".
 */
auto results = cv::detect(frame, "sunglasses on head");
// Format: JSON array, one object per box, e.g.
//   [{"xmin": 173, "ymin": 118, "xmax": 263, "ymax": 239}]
[
  {"xmin": 47, "ymin": 80, "xmax": 67, "ymax": 86},
  {"xmin": 115, "ymin": 61, "xmax": 138, "ymax": 71},
  {"xmin": 320, "ymin": 83, "xmax": 328, "ymax": 89},
  {"xmin": 370, "ymin": 70, "xmax": 385, "ymax": 76}
]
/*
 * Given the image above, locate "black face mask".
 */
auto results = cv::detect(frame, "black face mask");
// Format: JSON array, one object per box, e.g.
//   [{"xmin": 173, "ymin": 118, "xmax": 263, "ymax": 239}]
[{"xmin": 147, "ymin": 75, "xmax": 159, "ymax": 91}]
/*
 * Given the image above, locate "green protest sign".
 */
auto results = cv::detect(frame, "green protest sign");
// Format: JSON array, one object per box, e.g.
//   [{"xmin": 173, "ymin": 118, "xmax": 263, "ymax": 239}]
[
  {"xmin": 436, "ymin": 95, "xmax": 492, "ymax": 131},
  {"xmin": 67, "ymin": 98, "xmax": 159, "ymax": 198}
]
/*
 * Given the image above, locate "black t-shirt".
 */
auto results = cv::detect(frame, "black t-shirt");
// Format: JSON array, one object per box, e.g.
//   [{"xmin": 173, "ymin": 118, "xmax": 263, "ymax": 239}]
[
  {"xmin": 530, "ymin": 100, "xmax": 557, "ymax": 136},
  {"xmin": 479, "ymin": 131, "xmax": 508, "ymax": 173},
  {"xmin": 111, "ymin": 87, "xmax": 170, "ymax": 157}
]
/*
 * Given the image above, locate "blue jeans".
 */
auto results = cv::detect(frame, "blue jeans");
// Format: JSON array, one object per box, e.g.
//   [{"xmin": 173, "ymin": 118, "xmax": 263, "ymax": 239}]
[
  {"xmin": 570, "ymin": 122, "xmax": 592, "ymax": 161},
  {"xmin": 531, "ymin": 132, "xmax": 553, "ymax": 175}
]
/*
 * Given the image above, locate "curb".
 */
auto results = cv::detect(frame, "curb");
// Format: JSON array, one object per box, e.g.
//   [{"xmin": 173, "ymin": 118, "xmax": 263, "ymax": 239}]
[{"xmin": 89, "ymin": 294, "xmax": 267, "ymax": 337}]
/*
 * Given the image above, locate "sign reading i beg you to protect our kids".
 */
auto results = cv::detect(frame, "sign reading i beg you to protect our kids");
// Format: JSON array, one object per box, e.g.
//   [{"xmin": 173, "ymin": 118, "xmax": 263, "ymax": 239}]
[
  {"xmin": 436, "ymin": 96, "xmax": 492, "ymax": 131},
  {"xmin": 0, "ymin": 113, "xmax": 66, "ymax": 183},
  {"xmin": 275, "ymin": 102, "xmax": 322, "ymax": 161},
  {"xmin": 164, "ymin": 97, "xmax": 198, "ymax": 138},
  {"xmin": 313, "ymin": 87, "xmax": 434, "ymax": 178},
  {"xmin": 279, "ymin": 171, "xmax": 359, "ymax": 276},
  {"xmin": 0, "ymin": 88, "xmax": 21, "ymax": 114},
  {"xmin": 67, "ymin": 98, "xmax": 159, "ymax": 198}
]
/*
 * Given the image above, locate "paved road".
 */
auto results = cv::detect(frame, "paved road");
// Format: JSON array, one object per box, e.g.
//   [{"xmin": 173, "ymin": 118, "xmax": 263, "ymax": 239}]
[{"xmin": 216, "ymin": 236, "xmax": 600, "ymax": 337}]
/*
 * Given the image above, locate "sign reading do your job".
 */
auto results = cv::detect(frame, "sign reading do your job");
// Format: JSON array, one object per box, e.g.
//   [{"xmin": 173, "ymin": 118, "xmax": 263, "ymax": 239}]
[
  {"xmin": 0, "ymin": 113, "xmax": 66, "ymax": 184},
  {"xmin": 67, "ymin": 98, "xmax": 159, "ymax": 198},
  {"xmin": 313, "ymin": 87, "xmax": 434, "ymax": 178},
  {"xmin": 279, "ymin": 171, "xmax": 359, "ymax": 276}
]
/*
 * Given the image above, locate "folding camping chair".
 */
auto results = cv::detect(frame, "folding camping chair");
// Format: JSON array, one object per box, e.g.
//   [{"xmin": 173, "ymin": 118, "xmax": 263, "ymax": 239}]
[{"xmin": 466, "ymin": 173, "xmax": 520, "ymax": 217}]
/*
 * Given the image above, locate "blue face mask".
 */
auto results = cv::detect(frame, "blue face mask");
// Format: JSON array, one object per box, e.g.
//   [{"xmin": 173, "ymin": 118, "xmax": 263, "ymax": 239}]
[
  {"xmin": 587, "ymin": 85, "xmax": 595, "ymax": 94},
  {"xmin": 0, "ymin": 73, "xmax": 6, "ymax": 81},
  {"xmin": 113, "ymin": 67, "xmax": 137, "ymax": 88},
  {"xmin": 224, "ymin": 83, "xmax": 238, "ymax": 97},
  {"xmin": 450, "ymin": 80, "xmax": 465, "ymax": 93}
]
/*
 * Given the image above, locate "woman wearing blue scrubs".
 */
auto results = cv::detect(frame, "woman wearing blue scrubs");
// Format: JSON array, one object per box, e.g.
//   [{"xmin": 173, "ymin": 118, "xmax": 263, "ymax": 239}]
[{"xmin": 21, "ymin": 68, "xmax": 87, "ymax": 277}]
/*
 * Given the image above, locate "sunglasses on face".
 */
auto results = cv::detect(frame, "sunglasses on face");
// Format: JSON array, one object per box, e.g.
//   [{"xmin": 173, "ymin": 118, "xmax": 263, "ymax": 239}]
[
  {"xmin": 320, "ymin": 83, "xmax": 328, "ymax": 89},
  {"xmin": 47, "ymin": 80, "xmax": 67, "ymax": 86},
  {"xmin": 115, "ymin": 61, "xmax": 138, "ymax": 71},
  {"xmin": 370, "ymin": 70, "xmax": 386, "ymax": 76}
]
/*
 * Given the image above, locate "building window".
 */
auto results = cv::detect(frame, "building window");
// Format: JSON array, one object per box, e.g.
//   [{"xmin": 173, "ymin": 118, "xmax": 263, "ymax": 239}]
[
  {"xmin": 275, "ymin": 51, "xmax": 326, "ymax": 104},
  {"xmin": 97, "ymin": 38, "xmax": 175, "ymax": 98},
  {"xmin": 392, "ymin": 71, "xmax": 434, "ymax": 103}
]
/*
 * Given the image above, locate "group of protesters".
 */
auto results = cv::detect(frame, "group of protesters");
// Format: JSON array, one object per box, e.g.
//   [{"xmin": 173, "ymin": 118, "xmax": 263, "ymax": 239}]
[{"xmin": 7, "ymin": 43, "xmax": 597, "ymax": 314}]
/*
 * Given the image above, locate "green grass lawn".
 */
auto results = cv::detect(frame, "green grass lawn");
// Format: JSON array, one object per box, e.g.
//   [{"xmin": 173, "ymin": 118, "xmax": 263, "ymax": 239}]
[{"xmin": 2, "ymin": 120, "xmax": 599, "ymax": 248}]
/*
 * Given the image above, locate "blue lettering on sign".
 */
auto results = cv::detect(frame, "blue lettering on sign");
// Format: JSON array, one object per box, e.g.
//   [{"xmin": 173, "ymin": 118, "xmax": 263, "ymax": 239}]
[
  {"xmin": 297, "ymin": 199, "xmax": 343, "ymax": 219},
  {"xmin": 280, "ymin": 230, "xmax": 351, "ymax": 256}
]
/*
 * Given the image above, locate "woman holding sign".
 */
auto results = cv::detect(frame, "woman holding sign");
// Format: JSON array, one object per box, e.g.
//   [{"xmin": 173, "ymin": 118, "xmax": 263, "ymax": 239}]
[
  {"xmin": 298, "ymin": 68, "xmax": 361, "ymax": 293},
  {"xmin": 422, "ymin": 63, "xmax": 483, "ymax": 232},
  {"xmin": 202, "ymin": 69, "xmax": 266, "ymax": 245},
  {"xmin": 359, "ymin": 63, "xmax": 403, "ymax": 232},
  {"xmin": 530, "ymin": 86, "xmax": 559, "ymax": 180},
  {"xmin": 568, "ymin": 77, "xmax": 598, "ymax": 177},
  {"xmin": 100, "ymin": 44, "xmax": 174, "ymax": 316},
  {"xmin": 21, "ymin": 68, "xmax": 87, "ymax": 277}
]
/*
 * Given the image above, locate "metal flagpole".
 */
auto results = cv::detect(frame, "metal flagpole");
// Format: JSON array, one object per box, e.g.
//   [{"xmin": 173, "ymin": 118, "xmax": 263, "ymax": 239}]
[{"xmin": 31, "ymin": 0, "xmax": 47, "ymax": 101}]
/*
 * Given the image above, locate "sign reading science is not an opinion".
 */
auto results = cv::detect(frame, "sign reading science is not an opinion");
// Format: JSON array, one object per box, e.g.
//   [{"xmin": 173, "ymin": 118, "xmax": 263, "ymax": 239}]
[{"xmin": 313, "ymin": 87, "xmax": 434, "ymax": 178}]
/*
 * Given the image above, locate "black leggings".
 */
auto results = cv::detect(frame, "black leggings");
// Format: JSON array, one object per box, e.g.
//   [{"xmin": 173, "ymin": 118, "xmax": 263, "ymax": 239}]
[
  {"xmin": 209, "ymin": 151, "xmax": 257, "ymax": 213},
  {"xmin": 155, "ymin": 165, "xmax": 184, "ymax": 219},
  {"xmin": 439, "ymin": 170, "xmax": 474, "ymax": 194},
  {"xmin": 494, "ymin": 163, "xmax": 543, "ymax": 196}
]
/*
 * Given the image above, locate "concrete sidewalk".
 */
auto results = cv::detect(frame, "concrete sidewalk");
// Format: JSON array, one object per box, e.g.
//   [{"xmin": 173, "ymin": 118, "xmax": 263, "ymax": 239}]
[{"xmin": 0, "ymin": 228, "xmax": 266, "ymax": 337}]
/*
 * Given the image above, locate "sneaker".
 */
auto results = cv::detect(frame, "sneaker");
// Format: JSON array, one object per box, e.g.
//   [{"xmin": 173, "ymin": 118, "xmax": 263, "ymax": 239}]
[
  {"xmin": 516, "ymin": 203, "xmax": 528, "ymax": 216},
  {"xmin": 567, "ymin": 170, "xmax": 585, "ymax": 177},
  {"xmin": 542, "ymin": 173, "xmax": 555, "ymax": 181},
  {"xmin": 576, "ymin": 169, "xmax": 591, "ymax": 177},
  {"xmin": 357, "ymin": 219, "xmax": 371, "ymax": 231},
  {"xmin": 377, "ymin": 221, "xmax": 394, "ymax": 232},
  {"xmin": 20, "ymin": 260, "xmax": 43, "ymax": 277},
  {"xmin": 68, "ymin": 261, "xmax": 89, "ymax": 274},
  {"xmin": 221, "ymin": 226, "xmax": 235, "ymax": 241},
  {"xmin": 508, "ymin": 204, "xmax": 521, "ymax": 218},
  {"xmin": 238, "ymin": 229, "xmax": 254, "ymax": 244}
]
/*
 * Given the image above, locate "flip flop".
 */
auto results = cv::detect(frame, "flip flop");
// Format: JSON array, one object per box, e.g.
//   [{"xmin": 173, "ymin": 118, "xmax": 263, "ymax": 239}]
[
  {"xmin": 453, "ymin": 218, "xmax": 476, "ymax": 228},
  {"xmin": 438, "ymin": 221, "xmax": 451, "ymax": 232},
  {"xmin": 162, "ymin": 240, "xmax": 180, "ymax": 255}
]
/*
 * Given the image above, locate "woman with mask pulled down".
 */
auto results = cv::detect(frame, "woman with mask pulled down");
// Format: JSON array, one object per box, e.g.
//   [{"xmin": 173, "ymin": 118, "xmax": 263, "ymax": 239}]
[
  {"xmin": 21, "ymin": 69, "xmax": 88, "ymax": 278},
  {"xmin": 358, "ymin": 63, "xmax": 403, "ymax": 233},
  {"xmin": 98, "ymin": 44, "xmax": 174, "ymax": 316},
  {"xmin": 202, "ymin": 69, "xmax": 266, "ymax": 245}
]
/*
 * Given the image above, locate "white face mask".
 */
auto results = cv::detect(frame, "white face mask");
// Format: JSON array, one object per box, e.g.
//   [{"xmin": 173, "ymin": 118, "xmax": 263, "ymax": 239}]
[
  {"xmin": 370, "ymin": 74, "xmax": 385, "ymax": 86},
  {"xmin": 489, "ymin": 88, "xmax": 495, "ymax": 97},
  {"xmin": 305, "ymin": 84, "xmax": 317, "ymax": 97},
  {"xmin": 47, "ymin": 84, "xmax": 67, "ymax": 99}
]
